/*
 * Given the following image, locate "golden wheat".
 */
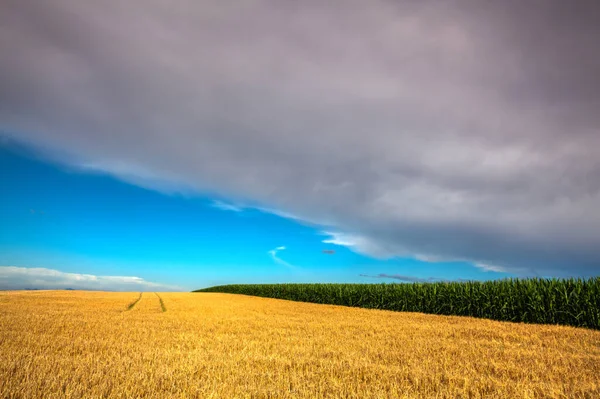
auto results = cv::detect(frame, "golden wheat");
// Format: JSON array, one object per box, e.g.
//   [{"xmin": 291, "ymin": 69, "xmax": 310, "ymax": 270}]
[{"xmin": 0, "ymin": 291, "xmax": 599, "ymax": 398}]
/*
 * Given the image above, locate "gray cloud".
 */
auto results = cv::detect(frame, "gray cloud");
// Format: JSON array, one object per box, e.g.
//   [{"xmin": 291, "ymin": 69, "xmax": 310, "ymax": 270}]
[
  {"xmin": 0, "ymin": 266, "xmax": 181, "ymax": 291},
  {"xmin": 1, "ymin": 0, "xmax": 599, "ymax": 276}
]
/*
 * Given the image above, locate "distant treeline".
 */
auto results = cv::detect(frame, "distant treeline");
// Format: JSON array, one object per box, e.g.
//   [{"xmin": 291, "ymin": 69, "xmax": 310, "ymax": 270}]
[{"xmin": 195, "ymin": 278, "xmax": 600, "ymax": 330}]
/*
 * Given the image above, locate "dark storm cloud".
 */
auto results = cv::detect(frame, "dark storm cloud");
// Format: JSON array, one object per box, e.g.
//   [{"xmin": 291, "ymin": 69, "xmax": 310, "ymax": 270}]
[{"xmin": 1, "ymin": 0, "xmax": 599, "ymax": 276}]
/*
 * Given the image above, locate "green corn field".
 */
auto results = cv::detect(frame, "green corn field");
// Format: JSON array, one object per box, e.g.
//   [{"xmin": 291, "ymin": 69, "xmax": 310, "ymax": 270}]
[{"xmin": 195, "ymin": 278, "xmax": 600, "ymax": 329}]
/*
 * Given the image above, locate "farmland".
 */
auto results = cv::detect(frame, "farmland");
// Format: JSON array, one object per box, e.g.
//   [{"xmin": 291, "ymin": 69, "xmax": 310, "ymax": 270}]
[
  {"xmin": 197, "ymin": 278, "xmax": 600, "ymax": 330},
  {"xmin": 1, "ymin": 291, "xmax": 599, "ymax": 398}
]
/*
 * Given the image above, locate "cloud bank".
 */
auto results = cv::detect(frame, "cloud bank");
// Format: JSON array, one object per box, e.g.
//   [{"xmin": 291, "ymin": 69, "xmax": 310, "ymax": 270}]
[
  {"xmin": 360, "ymin": 274, "xmax": 448, "ymax": 283},
  {"xmin": 360, "ymin": 273, "xmax": 478, "ymax": 283},
  {"xmin": 0, "ymin": 266, "xmax": 180, "ymax": 291},
  {"xmin": 1, "ymin": 0, "xmax": 600, "ymax": 276}
]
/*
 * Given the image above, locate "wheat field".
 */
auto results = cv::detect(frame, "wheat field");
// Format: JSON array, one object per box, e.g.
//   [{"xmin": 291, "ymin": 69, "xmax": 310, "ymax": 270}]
[{"xmin": 1, "ymin": 291, "xmax": 599, "ymax": 398}]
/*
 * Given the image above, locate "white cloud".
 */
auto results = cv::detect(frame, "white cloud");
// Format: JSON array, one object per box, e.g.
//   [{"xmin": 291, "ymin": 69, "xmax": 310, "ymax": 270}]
[
  {"xmin": 210, "ymin": 200, "xmax": 243, "ymax": 213},
  {"xmin": 0, "ymin": 266, "xmax": 182, "ymax": 291},
  {"xmin": 473, "ymin": 263, "xmax": 508, "ymax": 273},
  {"xmin": 268, "ymin": 246, "xmax": 293, "ymax": 269},
  {"xmin": 254, "ymin": 207, "xmax": 303, "ymax": 222},
  {"xmin": 324, "ymin": 231, "xmax": 511, "ymax": 273},
  {"xmin": 322, "ymin": 231, "xmax": 396, "ymax": 259}
]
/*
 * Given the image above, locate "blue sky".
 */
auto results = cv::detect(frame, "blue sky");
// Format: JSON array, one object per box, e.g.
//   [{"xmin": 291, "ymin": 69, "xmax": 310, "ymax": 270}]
[{"xmin": 0, "ymin": 142, "xmax": 511, "ymax": 291}]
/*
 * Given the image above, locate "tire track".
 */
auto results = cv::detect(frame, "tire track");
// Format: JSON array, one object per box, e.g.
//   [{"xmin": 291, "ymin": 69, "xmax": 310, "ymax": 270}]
[
  {"xmin": 154, "ymin": 293, "xmax": 166, "ymax": 312},
  {"xmin": 126, "ymin": 292, "xmax": 143, "ymax": 311}
]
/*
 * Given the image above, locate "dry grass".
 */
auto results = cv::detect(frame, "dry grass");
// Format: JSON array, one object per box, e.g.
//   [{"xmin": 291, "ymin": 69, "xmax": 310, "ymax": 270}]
[{"xmin": 1, "ymin": 291, "xmax": 599, "ymax": 398}]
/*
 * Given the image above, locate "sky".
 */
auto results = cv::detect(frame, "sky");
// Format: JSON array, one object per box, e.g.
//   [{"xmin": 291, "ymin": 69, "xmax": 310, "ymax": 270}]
[
  {"xmin": 0, "ymin": 143, "xmax": 511, "ymax": 290},
  {"xmin": 1, "ymin": 0, "xmax": 599, "ymax": 290}
]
